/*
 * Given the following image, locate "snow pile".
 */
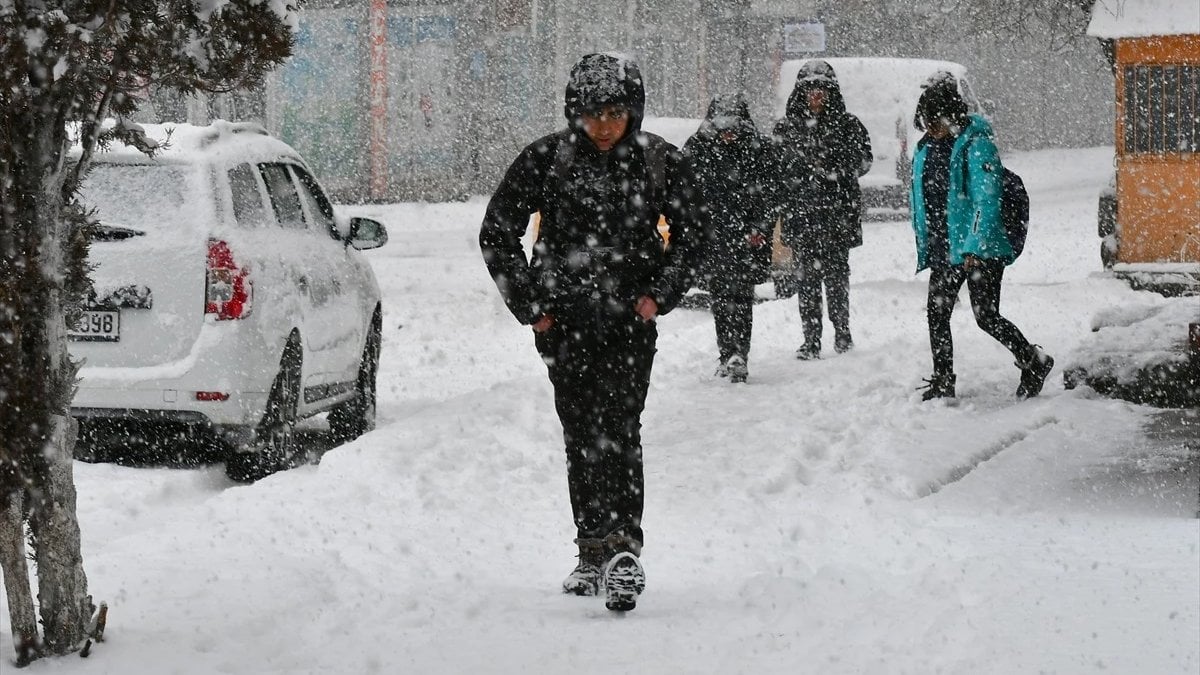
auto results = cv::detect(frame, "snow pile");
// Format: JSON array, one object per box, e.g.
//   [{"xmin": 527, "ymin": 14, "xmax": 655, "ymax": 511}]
[{"xmin": 1066, "ymin": 296, "xmax": 1198, "ymax": 378}]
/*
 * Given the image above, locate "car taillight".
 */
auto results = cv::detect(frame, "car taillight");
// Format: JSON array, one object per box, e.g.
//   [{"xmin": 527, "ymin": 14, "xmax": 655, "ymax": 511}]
[{"xmin": 205, "ymin": 239, "xmax": 252, "ymax": 320}]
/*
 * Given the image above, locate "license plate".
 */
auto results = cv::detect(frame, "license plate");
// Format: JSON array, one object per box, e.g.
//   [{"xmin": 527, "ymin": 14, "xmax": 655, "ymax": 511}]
[{"xmin": 70, "ymin": 309, "xmax": 120, "ymax": 342}]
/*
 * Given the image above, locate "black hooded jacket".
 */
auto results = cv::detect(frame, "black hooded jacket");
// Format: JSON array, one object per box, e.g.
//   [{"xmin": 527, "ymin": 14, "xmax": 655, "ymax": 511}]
[
  {"xmin": 682, "ymin": 94, "xmax": 774, "ymax": 294},
  {"xmin": 479, "ymin": 54, "xmax": 707, "ymax": 324},
  {"xmin": 773, "ymin": 60, "xmax": 873, "ymax": 253}
]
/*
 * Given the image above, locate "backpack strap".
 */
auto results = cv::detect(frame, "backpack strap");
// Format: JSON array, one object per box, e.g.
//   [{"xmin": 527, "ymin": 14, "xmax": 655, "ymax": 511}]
[
  {"xmin": 645, "ymin": 137, "xmax": 667, "ymax": 213},
  {"xmin": 642, "ymin": 135, "xmax": 669, "ymax": 245},
  {"xmin": 540, "ymin": 134, "xmax": 575, "ymax": 242}
]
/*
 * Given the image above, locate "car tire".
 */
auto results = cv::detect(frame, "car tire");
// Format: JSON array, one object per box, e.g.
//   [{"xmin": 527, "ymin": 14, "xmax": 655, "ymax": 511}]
[
  {"xmin": 226, "ymin": 340, "xmax": 302, "ymax": 483},
  {"xmin": 1097, "ymin": 192, "xmax": 1117, "ymax": 238},
  {"xmin": 1098, "ymin": 192, "xmax": 1119, "ymax": 270},
  {"xmin": 329, "ymin": 312, "xmax": 381, "ymax": 446},
  {"xmin": 1101, "ymin": 234, "xmax": 1119, "ymax": 270}
]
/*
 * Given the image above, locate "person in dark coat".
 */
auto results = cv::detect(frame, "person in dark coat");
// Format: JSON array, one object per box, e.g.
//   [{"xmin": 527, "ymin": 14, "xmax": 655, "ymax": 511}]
[
  {"xmin": 909, "ymin": 76, "xmax": 1054, "ymax": 400},
  {"xmin": 682, "ymin": 93, "xmax": 774, "ymax": 383},
  {"xmin": 478, "ymin": 53, "xmax": 706, "ymax": 612},
  {"xmin": 773, "ymin": 60, "xmax": 872, "ymax": 359}
]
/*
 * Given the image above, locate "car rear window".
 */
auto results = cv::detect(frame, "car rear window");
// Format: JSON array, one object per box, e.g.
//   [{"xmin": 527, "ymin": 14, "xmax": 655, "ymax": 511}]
[{"xmin": 80, "ymin": 164, "xmax": 191, "ymax": 231}]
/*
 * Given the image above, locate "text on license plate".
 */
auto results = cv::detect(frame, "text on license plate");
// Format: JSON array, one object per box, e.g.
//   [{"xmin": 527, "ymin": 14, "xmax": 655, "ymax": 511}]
[{"xmin": 70, "ymin": 310, "xmax": 120, "ymax": 342}]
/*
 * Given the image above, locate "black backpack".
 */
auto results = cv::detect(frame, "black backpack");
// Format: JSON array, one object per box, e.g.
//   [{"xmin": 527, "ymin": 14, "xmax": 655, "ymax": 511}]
[{"xmin": 1000, "ymin": 167, "xmax": 1029, "ymax": 259}]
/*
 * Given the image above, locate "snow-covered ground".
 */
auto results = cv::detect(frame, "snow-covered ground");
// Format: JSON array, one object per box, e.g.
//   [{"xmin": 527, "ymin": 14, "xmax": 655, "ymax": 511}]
[{"xmin": 4, "ymin": 146, "xmax": 1198, "ymax": 674}]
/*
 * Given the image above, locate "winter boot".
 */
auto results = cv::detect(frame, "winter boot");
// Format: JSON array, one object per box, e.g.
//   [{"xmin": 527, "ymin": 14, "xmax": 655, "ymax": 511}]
[
  {"xmin": 1015, "ymin": 346, "xmax": 1055, "ymax": 399},
  {"xmin": 795, "ymin": 342, "xmax": 821, "ymax": 360},
  {"xmin": 714, "ymin": 358, "xmax": 729, "ymax": 378},
  {"xmin": 834, "ymin": 332, "xmax": 854, "ymax": 354},
  {"xmin": 603, "ymin": 552, "xmax": 646, "ymax": 612},
  {"xmin": 919, "ymin": 372, "xmax": 956, "ymax": 401},
  {"xmin": 727, "ymin": 355, "xmax": 748, "ymax": 383},
  {"xmin": 562, "ymin": 538, "xmax": 607, "ymax": 596}
]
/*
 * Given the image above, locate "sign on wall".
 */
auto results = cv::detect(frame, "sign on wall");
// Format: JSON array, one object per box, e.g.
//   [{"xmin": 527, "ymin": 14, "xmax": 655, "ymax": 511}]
[{"xmin": 782, "ymin": 21, "xmax": 825, "ymax": 54}]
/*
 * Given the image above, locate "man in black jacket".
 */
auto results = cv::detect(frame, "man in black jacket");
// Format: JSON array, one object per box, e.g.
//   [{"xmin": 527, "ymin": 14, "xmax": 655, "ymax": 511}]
[
  {"xmin": 773, "ymin": 60, "xmax": 872, "ymax": 359},
  {"xmin": 683, "ymin": 93, "xmax": 774, "ymax": 383},
  {"xmin": 479, "ymin": 53, "xmax": 705, "ymax": 612}
]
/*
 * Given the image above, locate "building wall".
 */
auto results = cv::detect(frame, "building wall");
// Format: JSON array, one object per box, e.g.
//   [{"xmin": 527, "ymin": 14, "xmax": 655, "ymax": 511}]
[{"xmin": 246, "ymin": 0, "xmax": 1113, "ymax": 201}]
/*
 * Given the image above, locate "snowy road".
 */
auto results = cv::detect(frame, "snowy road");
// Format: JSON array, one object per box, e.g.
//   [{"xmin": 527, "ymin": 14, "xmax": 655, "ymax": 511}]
[{"xmin": 4, "ymin": 147, "xmax": 1197, "ymax": 674}]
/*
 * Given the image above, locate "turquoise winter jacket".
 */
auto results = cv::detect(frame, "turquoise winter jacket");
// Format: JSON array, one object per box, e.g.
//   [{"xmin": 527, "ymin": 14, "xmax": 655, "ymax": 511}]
[{"xmin": 910, "ymin": 114, "xmax": 1012, "ymax": 271}]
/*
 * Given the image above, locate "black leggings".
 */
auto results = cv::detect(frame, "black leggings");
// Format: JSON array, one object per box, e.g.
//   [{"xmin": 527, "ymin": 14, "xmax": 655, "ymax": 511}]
[{"xmin": 927, "ymin": 261, "xmax": 1032, "ymax": 375}]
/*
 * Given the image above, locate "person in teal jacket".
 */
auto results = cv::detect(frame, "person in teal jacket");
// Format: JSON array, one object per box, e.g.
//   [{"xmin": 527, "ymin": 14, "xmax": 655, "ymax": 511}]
[{"xmin": 909, "ymin": 76, "xmax": 1053, "ymax": 400}]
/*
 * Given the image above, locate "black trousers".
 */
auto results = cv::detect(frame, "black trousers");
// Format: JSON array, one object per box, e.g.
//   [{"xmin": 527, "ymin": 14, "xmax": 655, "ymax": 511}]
[
  {"xmin": 535, "ymin": 304, "xmax": 656, "ymax": 550},
  {"xmin": 927, "ymin": 261, "xmax": 1033, "ymax": 375},
  {"xmin": 796, "ymin": 248, "xmax": 851, "ymax": 346},
  {"xmin": 712, "ymin": 292, "xmax": 754, "ymax": 362}
]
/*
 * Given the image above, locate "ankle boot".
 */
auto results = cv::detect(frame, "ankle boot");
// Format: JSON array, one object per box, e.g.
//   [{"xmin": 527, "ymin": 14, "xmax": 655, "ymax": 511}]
[
  {"xmin": 795, "ymin": 342, "xmax": 820, "ymax": 360},
  {"xmin": 562, "ymin": 538, "xmax": 607, "ymax": 596},
  {"xmin": 920, "ymin": 372, "xmax": 956, "ymax": 401},
  {"xmin": 727, "ymin": 354, "xmax": 748, "ymax": 383},
  {"xmin": 1015, "ymin": 345, "xmax": 1054, "ymax": 399}
]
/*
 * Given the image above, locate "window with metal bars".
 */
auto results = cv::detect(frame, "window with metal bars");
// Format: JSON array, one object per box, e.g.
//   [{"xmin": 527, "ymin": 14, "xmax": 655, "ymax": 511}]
[{"xmin": 1123, "ymin": 64, "xmax": 1200, "ymax": 154}]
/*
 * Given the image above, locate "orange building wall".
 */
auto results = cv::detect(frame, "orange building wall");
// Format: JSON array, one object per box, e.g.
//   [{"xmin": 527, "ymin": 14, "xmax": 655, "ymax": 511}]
[{"xmin": 1113, "ymin": 35, "xmax": 1200, "ymax": 264}]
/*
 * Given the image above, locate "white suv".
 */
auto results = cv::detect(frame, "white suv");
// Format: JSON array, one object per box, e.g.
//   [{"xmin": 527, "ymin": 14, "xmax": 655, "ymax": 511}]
[{"xmin": 71, "ymin": 121, "xmax": 386, "ymax": 481}]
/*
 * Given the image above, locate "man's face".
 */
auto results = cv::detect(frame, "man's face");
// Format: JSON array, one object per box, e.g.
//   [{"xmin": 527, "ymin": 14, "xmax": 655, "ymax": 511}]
[
  {"xmin": 806, "ymin": 88, "xmax": 827, "ymax": 114},
  {"xmin": 581, "ymin": 105, "xmax": 630, "ymax": 152}
]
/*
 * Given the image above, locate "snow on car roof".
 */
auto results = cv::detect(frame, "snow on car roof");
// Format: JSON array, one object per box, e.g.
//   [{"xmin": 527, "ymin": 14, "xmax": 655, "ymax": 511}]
[
  {"xmin": 775, "ymin": 57, "xmax": 969, "ymax": 120},
  {"xmin": 1087, "ymin": 0, "xmax": 1200, "ymax": 38},
  {"xmin": 641, "ymin": 116, "xmax": 702, "ymax": 149},
  {"xmin": 83, "ymin": 120, "xmax": 303, "ymax": 165}
]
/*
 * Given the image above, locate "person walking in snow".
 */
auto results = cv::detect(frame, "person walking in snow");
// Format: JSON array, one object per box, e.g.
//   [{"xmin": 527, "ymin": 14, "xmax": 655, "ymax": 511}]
[
  {"xmin": 479, "ymin": 53, "xmax": 706, "ymax": 612},
  {"xmin": 909, "ymin": 75, "xmax": 1054, "ymax": 401},
  {"xmin": 683, "ymin": 93, "xmax": 774, "ymax": 383},
  {"xmin": 772, "ymin": 60, "xmax": 872, "ymax": 360}
]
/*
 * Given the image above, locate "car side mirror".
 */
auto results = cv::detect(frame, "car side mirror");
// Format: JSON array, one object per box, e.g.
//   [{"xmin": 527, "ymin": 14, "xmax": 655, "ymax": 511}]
[{"xmin": 347, "ymin": 217, "xmax": 388, "ymax": 250}]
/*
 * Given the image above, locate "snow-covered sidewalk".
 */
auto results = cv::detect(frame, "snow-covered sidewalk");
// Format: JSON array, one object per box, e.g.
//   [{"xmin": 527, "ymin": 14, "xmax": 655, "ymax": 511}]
[{"xmin": 4, "ymin": 146, "xmax": 1197, "ymax": 674}]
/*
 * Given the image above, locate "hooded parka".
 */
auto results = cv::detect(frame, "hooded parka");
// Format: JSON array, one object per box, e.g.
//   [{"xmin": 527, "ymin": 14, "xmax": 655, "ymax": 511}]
[
  {"xmin": 682, "ymin": 93, "xmax": 774, "ymax": 297},
  {"xmin": 910, "ymin": 113, "xmax": 1012, "ymax": 271},
  {"xmin": 772, "ymin": 60, "xmax": 873, "ymax": 253},
  {"xmin": 480, "ymin": 54, "xmax": 704, "ymax": 324}
]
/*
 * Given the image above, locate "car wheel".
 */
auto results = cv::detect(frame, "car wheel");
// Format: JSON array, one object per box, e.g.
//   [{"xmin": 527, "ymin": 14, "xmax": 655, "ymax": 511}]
[
  {"xmin": 1101, "ymin": 234, "xmax": 1119, "ymax": 270},
  {"xmin": 226, "ymin": 341, "xmax": 302, "ymax": 483},
  {"xmin": 329, "ymin": 314, "xmax": 380, "ymax": 446}
]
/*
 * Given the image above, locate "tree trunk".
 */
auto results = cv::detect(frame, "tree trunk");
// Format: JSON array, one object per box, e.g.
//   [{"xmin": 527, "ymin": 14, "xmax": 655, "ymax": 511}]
[
  {"xmin": 28, "ymin": 415, "xmax": 93, "ymax": 655},
  {"xmin": 0, "ymin": 494, "xmax": 39, "ymax": 665},
  {"xmin": 0, "ymin": 109, "xmax": 94, "ymax": 660}
]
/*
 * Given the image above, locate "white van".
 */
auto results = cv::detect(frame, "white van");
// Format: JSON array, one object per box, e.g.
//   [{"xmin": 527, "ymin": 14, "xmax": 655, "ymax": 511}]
[{"xmin": 71, "ymin": 121, "xmax": 387, "ymax": 481}]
